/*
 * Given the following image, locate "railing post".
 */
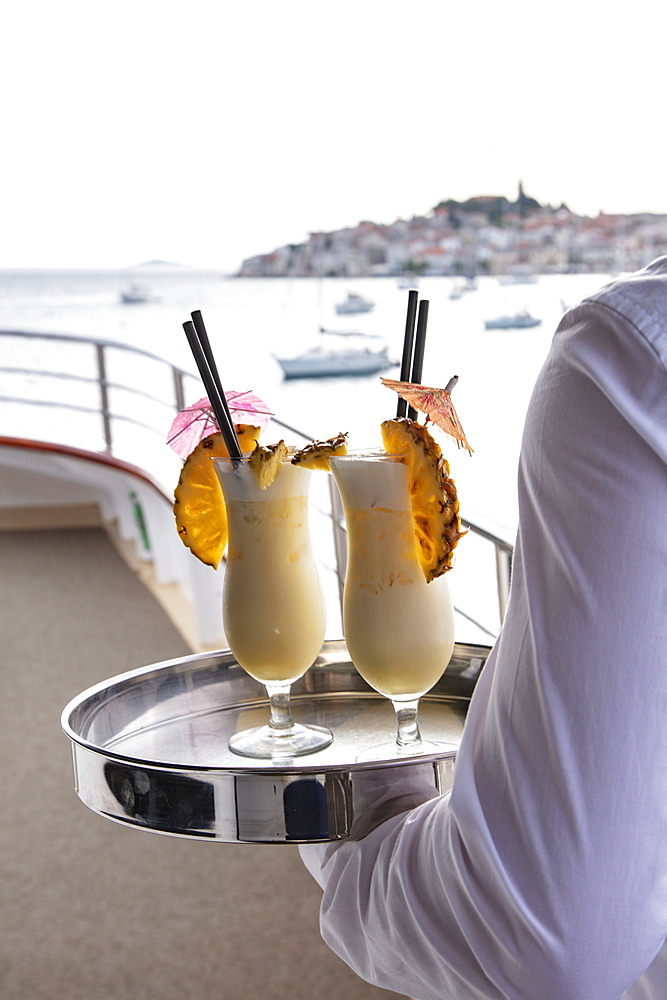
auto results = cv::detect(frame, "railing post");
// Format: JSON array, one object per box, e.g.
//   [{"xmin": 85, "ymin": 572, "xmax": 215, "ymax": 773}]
[
  {"xmin": 328, "ymin": 475, "xmax": 347, "ymax": 610},
  {"xmin": 173, "ymin": 367, "xmax": 186, "ymax": 412},
  {"xmin": 96, "ymin": 344, "xmax": 113, "ymax": 453},
  {"xmin": 495, "ymin": 546, "xmax": 512, "ymax": 623}
]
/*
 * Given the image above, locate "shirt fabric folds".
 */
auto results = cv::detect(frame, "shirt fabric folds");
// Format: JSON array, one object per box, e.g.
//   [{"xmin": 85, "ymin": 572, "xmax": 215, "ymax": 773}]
[{"xmin": 300, "ymin": 257, "xmax": 667, "ymax": 1000}]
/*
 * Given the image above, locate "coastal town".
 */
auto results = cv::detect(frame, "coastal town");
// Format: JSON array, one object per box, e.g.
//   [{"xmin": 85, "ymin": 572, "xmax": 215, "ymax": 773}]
[{"xmin": 239, "ymin": 184, "xmax": 667, "ymax": 279}]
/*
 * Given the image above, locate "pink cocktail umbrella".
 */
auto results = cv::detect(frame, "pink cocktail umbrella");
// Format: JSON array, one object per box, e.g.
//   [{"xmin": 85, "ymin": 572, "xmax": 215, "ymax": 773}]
[{"xmin": 167, "ymin": 390, "xmax": 273, "ymax": 459}]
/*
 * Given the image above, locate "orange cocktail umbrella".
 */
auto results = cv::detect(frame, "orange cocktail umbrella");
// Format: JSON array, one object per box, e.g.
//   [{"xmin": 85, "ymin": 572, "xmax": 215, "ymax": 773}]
[{"xmin": 381, "ymin": 376, "xmax": 473, "ymax": 455}]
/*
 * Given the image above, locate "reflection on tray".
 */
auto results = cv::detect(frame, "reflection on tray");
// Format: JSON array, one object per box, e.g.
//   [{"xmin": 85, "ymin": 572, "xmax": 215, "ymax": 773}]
[
  {"xmin": 284, "ymin": 780, "xmax": 329, "ymax": 840},
  {"xmin": 104, "ymin": 763, "xmax": 216, "ymax": 836},
  {"xmin": 234, "ymin": 773, "xmax": 353, "ymax": 842}
]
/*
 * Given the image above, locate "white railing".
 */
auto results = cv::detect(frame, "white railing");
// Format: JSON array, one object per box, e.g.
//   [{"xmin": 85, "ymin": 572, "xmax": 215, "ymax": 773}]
[{"xmin": 0, "ymin": 327, "xmax": 193, "ymax": 449}]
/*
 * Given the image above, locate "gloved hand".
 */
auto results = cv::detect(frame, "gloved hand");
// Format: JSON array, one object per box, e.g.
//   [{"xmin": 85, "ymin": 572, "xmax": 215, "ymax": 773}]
[{"xmin": 299, "ymin": 758, "xmax": 450, "ymax": 885}]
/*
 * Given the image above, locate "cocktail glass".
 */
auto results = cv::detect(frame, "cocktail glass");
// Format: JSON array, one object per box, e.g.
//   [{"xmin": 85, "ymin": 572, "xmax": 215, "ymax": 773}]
[
  {"xmin": 214, "ymin": 457, "xmax": 332, "ymax": 758},
  {"xmin": 330, "ymin": 452, "xmax": 456, "ymax": 761}
]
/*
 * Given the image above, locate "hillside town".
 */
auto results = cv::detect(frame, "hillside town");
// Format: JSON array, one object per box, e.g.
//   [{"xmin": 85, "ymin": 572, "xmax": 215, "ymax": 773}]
[{"xmin": 238, "ymin": 184, "xmax": 667, "ymax": 279}]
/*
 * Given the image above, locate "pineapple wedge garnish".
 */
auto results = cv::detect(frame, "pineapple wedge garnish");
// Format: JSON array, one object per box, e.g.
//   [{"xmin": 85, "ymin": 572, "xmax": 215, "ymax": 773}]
[
  {"xmin": 173, "ymin": 425, "xmax": 261, "ymax": 568},
  {"xmin": 381, "ymin": 417, "xmax": 466, "ymax": 581},
  {"xmin": 291, "ymin": 432, "xmax": 348, "ymax": 471},
  {"xmin": 248, "ymin": 439, "xmax": 289, "ymax": 489}
]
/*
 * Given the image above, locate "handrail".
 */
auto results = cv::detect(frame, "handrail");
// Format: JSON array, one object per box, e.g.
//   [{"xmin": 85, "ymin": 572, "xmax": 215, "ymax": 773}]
[
  {"xmin": 0, "ymin": 327, "xmax": 194, "ymax": 454},
  {"xmin": 460, "ymin": 516, "xmax": 513, "ymax": 625},
  {"xmin": 0, "ymin": 367, "xmax": 179, "ymax": 409},
  {"xmin": 460, "ymin": 517, "xmax": 514, "ymax": 555},
  {"xmin": 1, "ymin": 327, "xmax": 194, "ymax": 375},
  {"xmin": 0, "ymin": 327, "xmax": 513, "ymax": 634}
]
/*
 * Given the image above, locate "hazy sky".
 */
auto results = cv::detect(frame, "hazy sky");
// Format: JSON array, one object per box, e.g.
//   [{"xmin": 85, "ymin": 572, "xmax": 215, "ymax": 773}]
[{"xmin": 1, "ymin": 0, "xmax": 664, "ymax": 272}]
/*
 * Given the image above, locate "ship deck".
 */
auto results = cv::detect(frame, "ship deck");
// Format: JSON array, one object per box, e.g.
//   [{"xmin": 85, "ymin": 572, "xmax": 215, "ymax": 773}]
[{"xmin": 0, "ymin": 525, "xmax": 392, "ymax": 1000}]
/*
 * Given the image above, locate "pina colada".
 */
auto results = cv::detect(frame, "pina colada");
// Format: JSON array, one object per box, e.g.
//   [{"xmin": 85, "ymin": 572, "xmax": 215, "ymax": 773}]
[
  {"xmin": 331, "ymin": 455, "xmax": 455, "ymax": 701},
  {"xmin": 223, "ymin": 488, "xmax": 325, "ymax": 683},
  {"xmin": 332, "ymin": 428, "xmax": 464, "ymax": 763},
  {"xmin": 214, "ymin": 457, "xmax": 330, "ymax": 757}
]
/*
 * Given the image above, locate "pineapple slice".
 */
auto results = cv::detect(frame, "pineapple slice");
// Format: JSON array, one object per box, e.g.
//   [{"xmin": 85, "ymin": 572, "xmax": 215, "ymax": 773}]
[
  {"xmin": 381, "ymin": 417, "xmax": 466, "ymax": 581},
  {"xmin": 248, "ymin": 440, "xmax": 289, "ymax": 489},
  {"xmin": 291, "ymin": 432, "xmax": 348, "ymax": 471},
  {"xmin": 173, "ymin": 425, "xmax": 261, "ymax": 568}
]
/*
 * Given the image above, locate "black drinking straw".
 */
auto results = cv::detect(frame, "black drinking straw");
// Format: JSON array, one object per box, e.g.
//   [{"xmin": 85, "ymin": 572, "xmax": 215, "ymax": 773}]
[
  {"xmin": 396, "ymin": 289, "xmax": 419, "ymax": 418},
  {"xmin": 407, "ymin": 299, "xmax": 429, "ymax": 420},
  {"xmin": 182, "ymin": 320, "xmax": 243, "ymax": 461},
  {"xmin": 190, "ymin": 310, "xmax": 236, "ymax": 433}
]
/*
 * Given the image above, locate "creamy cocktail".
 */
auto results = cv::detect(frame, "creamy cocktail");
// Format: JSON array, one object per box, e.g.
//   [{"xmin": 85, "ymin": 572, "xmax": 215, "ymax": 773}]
[
  {"xmin": 214, "ymin": 457, "xmax": 331, "ymax": 758},
  {"xmin": 331, "ymin": 453, "xmax": 455, "ymax": 757}
]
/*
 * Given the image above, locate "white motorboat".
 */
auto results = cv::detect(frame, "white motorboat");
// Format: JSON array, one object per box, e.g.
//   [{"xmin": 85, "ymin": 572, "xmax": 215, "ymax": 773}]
[
  {"xmin": 484, "ymin": 309, "xmax": 542, "ymax": 329},
  {"xmin": 276, "ymin": 331, "xmax": 395, "ymax": 379},
  {"xmin": 120, "ymin": 283, "xmax": 154, "ymax": 304},
  {"xmin": 334, "ymin": 291, "xmax": 375, "ymax": 315},
  {"xmin": 498, "ymin": 270, "xmax": 538, "ymax": 285},
  {"xmin": 449, "ymin": 276, "xmax": 477, "ymax": 300}
]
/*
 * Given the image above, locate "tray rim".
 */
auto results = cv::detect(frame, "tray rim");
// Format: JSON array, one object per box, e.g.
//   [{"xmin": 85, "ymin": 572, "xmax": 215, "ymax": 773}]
[{"xmin": 61, "ymin": 639, "xmax": 491, "ymax": 776}]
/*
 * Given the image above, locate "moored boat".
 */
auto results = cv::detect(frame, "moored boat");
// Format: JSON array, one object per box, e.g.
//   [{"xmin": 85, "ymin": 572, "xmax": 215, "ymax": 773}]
[
  {"xmin": 484, "ymin": 309, "xmax": 542, "ymax": 329},
  {"xmin": 334, "ymin": 291, "xmax": 375, "ymax": 315},
  {"xmin": 277, "ymin": 343, "xmax": 395, "ymax": 379},
  {"xmin": 450, "ymin": 276, "xmax": 477, "ymax": 299},
  {"xmin": 120, "ymin": 283, "xmax": 154, "ymax": 304},
  {"xmin": 498, "ymin": 269, "xmax": 537, "ymax": 285},
  {"xmin": 276, "ymin": 330, "xmax": 395, "ymax": 379}
]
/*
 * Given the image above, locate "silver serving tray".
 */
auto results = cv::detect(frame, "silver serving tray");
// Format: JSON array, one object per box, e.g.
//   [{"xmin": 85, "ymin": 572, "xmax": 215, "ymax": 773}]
[{"xmin": 61, "ymin": 639, "xmax": 490, "ymax": 844}]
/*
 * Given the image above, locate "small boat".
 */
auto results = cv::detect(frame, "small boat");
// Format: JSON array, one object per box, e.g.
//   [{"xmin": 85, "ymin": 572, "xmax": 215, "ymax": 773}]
[
  {"xmin": 449, "ymin": 276, "xmax": 477, "ymax": 300},
  {"xmin": 276, "ymin": 331, "xmax": 395, "ymax": 379},
  {"xmin": 484, "ymin": 309, "xmax": 542, "ymax": 330},
  {"xmin": 498, "ymin": 270, "xmax": 537, "ymax": 286},
  {"xmin": 397, "ymin": 276, "xmax": 419, "ymax": 290},
  {"xmin": 334, "ymin": 292, "xmax": 375, "ymax": 315},
  {"xmin": 120, "ymin": 283, "xmax": 154, "ymax": 305}
]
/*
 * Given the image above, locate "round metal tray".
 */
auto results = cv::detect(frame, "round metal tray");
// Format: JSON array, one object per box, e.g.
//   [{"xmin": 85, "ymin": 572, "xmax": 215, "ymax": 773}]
[{"xmin": 61, "ymin": 639, "xmax": 489, "ymax": 843}]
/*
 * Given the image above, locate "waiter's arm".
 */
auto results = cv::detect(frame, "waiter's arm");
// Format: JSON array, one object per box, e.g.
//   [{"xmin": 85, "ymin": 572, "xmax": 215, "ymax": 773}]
[{"xmin": 301, "ymin": 291, "xmax": 667, "ymax": 1000}]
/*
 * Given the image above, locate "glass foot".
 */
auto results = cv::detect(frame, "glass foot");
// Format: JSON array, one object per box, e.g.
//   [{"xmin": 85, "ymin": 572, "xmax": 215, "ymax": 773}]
[
  {"xmin": 356, "ymin": 740, "xmax": 458, "ymax": 763},
  {"xmin": 229, "ymin": 722, "xmax": 333, "ymax": 759}
]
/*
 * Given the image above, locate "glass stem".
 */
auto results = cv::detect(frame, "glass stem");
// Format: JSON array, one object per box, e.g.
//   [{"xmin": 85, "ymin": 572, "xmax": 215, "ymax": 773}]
[
  {"xmin": 266, "ymin": 683, "xmax": 295, "ymax": 732},
  {"xmin": 392, "ymin": 699, "xmax": 422, "ymax": 748}
]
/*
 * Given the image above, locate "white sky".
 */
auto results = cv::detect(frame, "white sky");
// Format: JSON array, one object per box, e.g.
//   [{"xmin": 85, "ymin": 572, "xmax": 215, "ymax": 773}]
[{"xmin": 1, "ymin": 0, "xmax": 664, "ymax": 272}]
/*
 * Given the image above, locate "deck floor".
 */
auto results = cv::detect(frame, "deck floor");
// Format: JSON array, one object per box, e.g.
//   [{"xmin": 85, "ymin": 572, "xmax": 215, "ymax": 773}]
[{"xmin": 0, "ymin": 528, "xmax": 394, "ymax": 1000}]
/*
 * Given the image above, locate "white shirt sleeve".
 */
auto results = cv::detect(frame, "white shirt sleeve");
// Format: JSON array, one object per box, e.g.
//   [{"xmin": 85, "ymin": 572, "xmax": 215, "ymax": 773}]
[{"xmin": 300, "ymin": 258, "xmax": 667, "ymax": 1000}]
